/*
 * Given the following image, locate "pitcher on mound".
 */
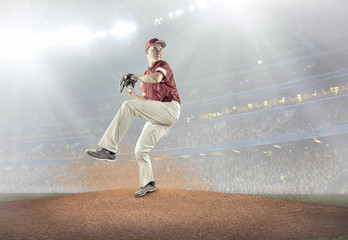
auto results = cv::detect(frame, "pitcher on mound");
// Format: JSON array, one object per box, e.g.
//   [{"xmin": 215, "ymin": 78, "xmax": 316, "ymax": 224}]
[{"xmin": 86, "ymin": 38, "xmax": 181, "ymax": 197}]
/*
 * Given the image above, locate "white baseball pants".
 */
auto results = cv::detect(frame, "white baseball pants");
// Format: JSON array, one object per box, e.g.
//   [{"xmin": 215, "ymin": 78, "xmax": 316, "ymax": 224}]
[{"xmin": 99, "ymin": 99, "xmax": 180, "ymax": 187}]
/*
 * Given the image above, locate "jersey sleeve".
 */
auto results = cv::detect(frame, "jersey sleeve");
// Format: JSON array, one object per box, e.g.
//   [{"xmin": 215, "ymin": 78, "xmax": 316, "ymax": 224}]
[{"xmin": 154, "ymin": 61, "xmax": 172, "ymax": 82}]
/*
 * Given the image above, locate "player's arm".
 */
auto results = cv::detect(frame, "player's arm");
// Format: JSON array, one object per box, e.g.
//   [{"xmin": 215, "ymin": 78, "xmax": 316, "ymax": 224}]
[{"xmin": 131, "ymin": 72, "xmax": 163, "ymax": 83}]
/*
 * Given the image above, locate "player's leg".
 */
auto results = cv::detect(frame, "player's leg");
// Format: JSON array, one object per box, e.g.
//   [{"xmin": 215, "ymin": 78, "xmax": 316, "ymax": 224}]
[
  {"xmin": 99, "ymin": 99, "xmax": 178, "ymax": 151},
  {"xmin": 87, "ymin": 100, "xmax": 179, "ymax": 161},
  {"xmin": 97, "ymin": 100, "xmax": 137, "ymax": 153},
  {"xmin": 134, "ymin": 121, "xmax": 171, "ymax": 197},
  {"xmin": 86, "ymin": 100, "xmax": 136, "ymax": 161},
  {"xmin": 127, "ymin": 99, "xmax": 180, "ymax": 126}
]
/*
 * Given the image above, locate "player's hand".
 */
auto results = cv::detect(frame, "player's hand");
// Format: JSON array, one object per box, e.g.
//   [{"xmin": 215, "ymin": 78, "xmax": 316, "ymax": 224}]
[
  {"xmin": 126, "ymin": 85, "xmax": 135, "ymax": 97},
  {"xmin": 120, "ymin": 73, "xmax": 136, "ymax": 93}
]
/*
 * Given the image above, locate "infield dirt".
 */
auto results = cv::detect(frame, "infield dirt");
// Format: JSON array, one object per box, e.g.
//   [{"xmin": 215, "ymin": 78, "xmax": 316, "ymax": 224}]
[{"xmin": 1, "ymin": 189, "xmax": 347, "ymax": 240}]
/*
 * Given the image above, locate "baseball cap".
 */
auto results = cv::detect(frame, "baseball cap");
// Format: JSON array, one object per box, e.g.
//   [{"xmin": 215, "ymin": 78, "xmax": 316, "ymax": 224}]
[{"xmin": 145, "ymin": 38, "xmax": 166, "ymax": 50}]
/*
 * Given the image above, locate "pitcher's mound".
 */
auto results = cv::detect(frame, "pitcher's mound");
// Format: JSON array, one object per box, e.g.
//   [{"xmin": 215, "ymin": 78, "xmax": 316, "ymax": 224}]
[{"xmin": 1, "ymin": 189, "xmax": 347, "ymax": 240}]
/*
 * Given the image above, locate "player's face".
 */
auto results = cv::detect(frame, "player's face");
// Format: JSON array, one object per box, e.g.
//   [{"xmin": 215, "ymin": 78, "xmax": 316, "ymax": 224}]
[{"xmin": 147, "ymin": 43, "xmax": 163, "ymax": 61}]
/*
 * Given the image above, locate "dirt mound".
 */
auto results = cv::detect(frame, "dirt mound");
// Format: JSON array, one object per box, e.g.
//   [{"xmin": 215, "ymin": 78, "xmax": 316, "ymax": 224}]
[{"xmin": 1, "ymin": 189, "xmax": 347, "ymax": 240}]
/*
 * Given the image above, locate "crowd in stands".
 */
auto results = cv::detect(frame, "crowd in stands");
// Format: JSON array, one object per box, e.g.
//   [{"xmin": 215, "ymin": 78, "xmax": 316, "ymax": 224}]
[
  {"xmin": 157, "ymin": 97, "xmax": 348, "ymax": 150},
  {"xmin": 2, "ymin": 94, "xmax": 347, "ymax": 163},
  {"xmin": 203, "ymin": 144, "xmax": 347, "ymax": 194},
  {"xmin": 1, "ymin": 142, "xmax": 346, "ymax": 194},
  {"xmin": 1, "ymin": 94, "xmax": 347, "ymax": 194},
  {"xmin": 1, "ymin": 91, "xmax": 347, "ymax": 161},
  {"xmin": 177, "ymin": 55, "xmax": 348, "ymax": 104},
  {"xmin": 3, "ymin": 80, "xmax": 347, "ymax": 145}
]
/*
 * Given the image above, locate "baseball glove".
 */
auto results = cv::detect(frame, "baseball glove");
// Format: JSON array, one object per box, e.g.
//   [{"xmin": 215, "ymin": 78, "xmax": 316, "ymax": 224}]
[{"xmin": 120, "ymin": 73, "xmax": 137, "ymax": 93}]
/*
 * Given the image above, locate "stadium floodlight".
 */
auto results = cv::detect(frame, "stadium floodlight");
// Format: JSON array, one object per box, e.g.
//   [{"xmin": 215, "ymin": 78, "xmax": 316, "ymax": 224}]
[
  {"xmin": 175, "ymin": 9, "xmax": 184, "ymax": 16},
  {"xmin": 189, "ymin": 4, "xmax": 195, "ymax": 11},
  {"xmin": 169, "ymin": 12, "xmax": 174, "ymax": 18},
  {"xmin": 155, "ymin": 18, "xmax": 163, "ymax": 26},
  {"xmin": 110, "ymin": 21, "xmax": 136, "ymax": 38}
]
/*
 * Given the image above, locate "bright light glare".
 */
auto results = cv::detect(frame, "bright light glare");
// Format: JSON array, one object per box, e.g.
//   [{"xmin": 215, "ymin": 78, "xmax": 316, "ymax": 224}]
[
  {"xmin": 110, "ymin": 21, "xmax": 136, "ymax": 38},
  {"xmin": 175, "ymin": 9, "xmax": 184, "ymax": 16},
  {"xmin": 0, "ymin": 25, "xmax": 97, "ymax": 61},
  {"xmin": 48, "ymin": 25, "xmax": 96, "ymax": 46},
  {"xmin": 95, "ymin": 31, "xmax": 107, "ymax": 38},
  {"xmin": 196, "ymin": 0, "xmax": 209, "ymax": 8},
  {"xmin": 0, "ymin": 31, "xmax": 44, "ymax": 61}
]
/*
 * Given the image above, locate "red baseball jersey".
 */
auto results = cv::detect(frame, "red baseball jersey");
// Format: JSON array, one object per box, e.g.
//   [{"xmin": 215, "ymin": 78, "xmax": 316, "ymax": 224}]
[{"xmin": 140, "ymin": 60, "xmax": 181, "ymax": 104}]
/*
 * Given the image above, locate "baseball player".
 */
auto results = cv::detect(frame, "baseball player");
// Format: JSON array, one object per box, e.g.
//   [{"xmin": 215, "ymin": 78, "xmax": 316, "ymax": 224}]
[{"xmin": 86, "ymin": 38, "xmax": 181, "ymax": 197}]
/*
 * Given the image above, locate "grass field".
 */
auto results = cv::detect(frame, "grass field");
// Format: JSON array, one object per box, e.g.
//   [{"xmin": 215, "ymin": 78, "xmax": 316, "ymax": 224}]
[
  {"xmin": 0, "ymin": 193, "xmax": 67, "ymax": 202},
  {"xmin": 308, "ymin": 235, "xmax": 348, "ymax": 240},
  {"xmin": 256, "ymin": 194, "xmax": 348, "ymax": 208}
]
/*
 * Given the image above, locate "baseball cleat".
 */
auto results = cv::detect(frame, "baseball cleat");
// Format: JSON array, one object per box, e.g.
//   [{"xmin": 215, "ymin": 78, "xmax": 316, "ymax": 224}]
[
  {"xmin": 134, "ymin": 181, "xmax": 156, "ymax": 197},
  {"xmin": 86, "ymin": 148, "xmax": 116, "ymax": 162}
]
